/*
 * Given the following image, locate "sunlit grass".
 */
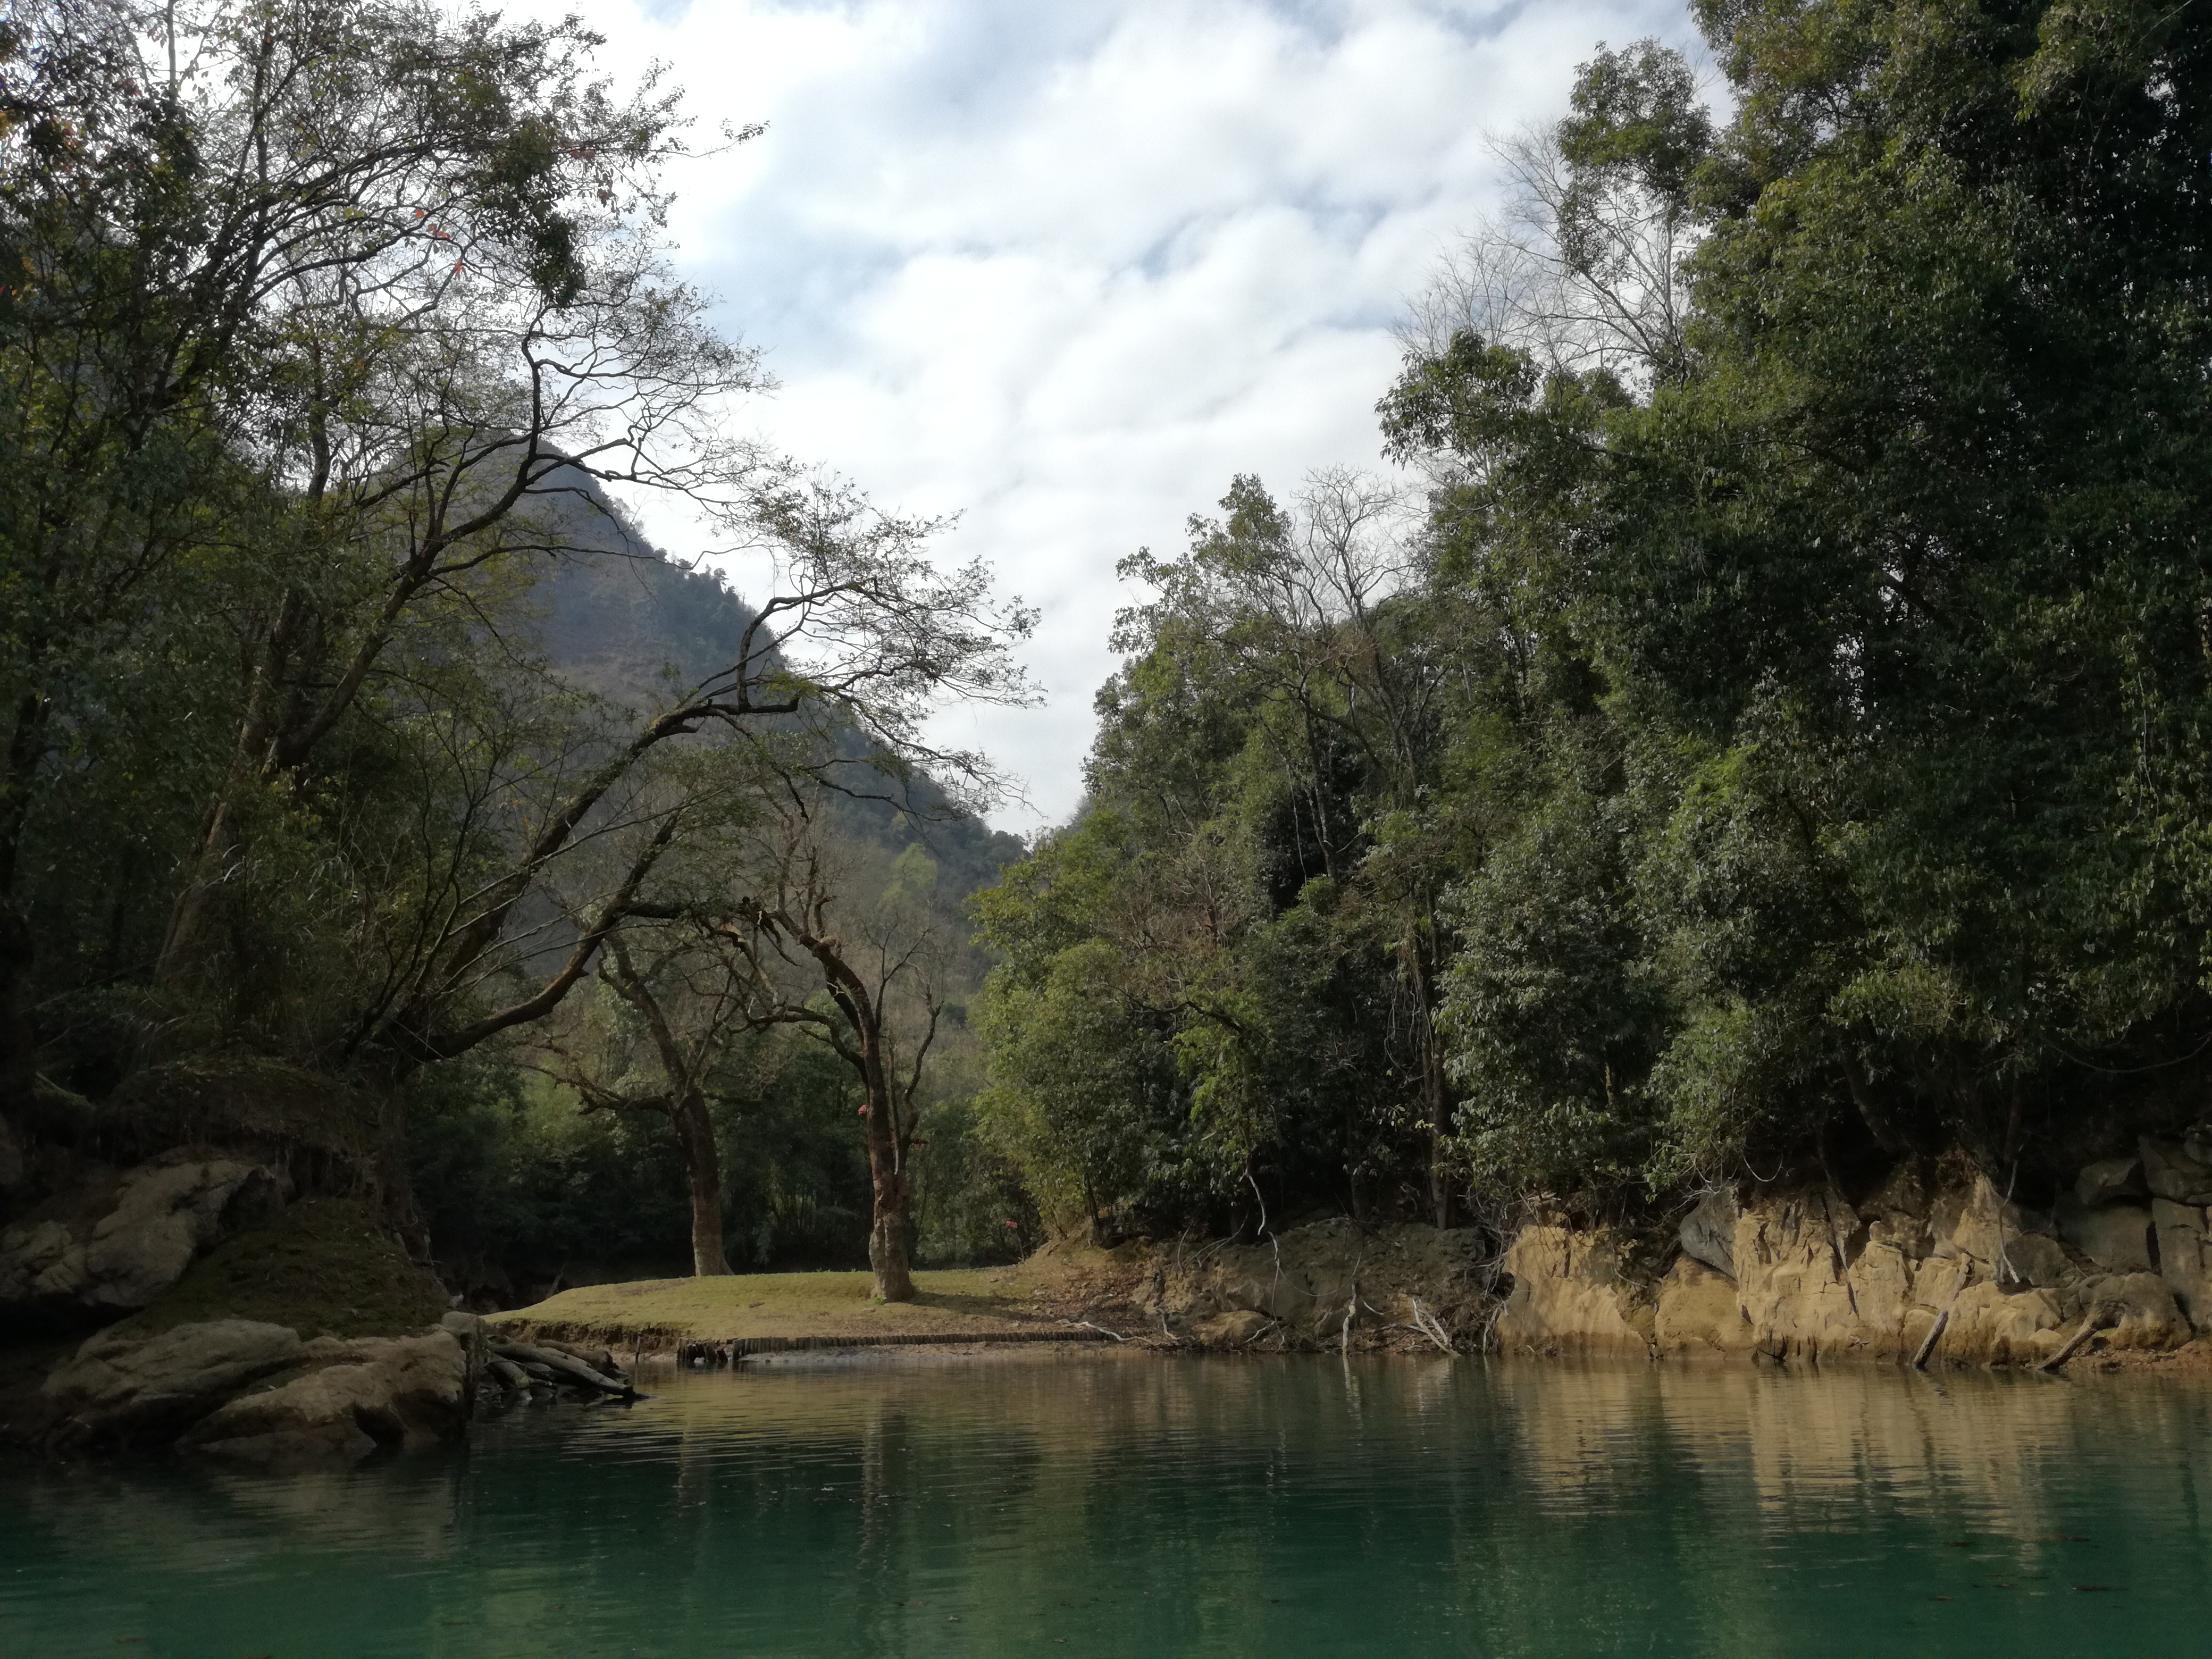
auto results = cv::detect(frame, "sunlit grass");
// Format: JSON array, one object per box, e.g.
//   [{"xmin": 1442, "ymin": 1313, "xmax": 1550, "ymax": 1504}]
[{"xmin": 493, "ymin": 1265, "xmax": 1052, "ymax": 1341}]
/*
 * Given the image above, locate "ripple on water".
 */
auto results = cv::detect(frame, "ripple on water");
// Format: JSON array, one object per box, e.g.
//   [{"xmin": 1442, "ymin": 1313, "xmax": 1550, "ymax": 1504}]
[{"xmin": 4, "ymin": 1352, "xmax": 2210, "ymax": 1658}]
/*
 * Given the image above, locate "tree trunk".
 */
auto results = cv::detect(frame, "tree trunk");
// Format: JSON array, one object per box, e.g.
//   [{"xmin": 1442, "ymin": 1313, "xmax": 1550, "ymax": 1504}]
[
  {"xmin": 865, "ymin": 1095, "xmax": 915, "ymax": 1301},
  {"xmin": 0, "ymin": 689, "xmax": 50, "ymax": 1124},
  {"xmin": 672, "ymin": 1091, "xmax": 731, "ymax": 1277},
  {"xmin": 1405, "ymin": 921, "xmax": 1452, "ymax": 1229}
]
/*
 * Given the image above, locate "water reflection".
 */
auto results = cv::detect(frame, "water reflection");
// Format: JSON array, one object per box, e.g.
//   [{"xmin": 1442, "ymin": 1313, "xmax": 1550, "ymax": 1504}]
[{"xmin": 4, "ymin": 1352, "xmax": 2209, "ymax": 1658}]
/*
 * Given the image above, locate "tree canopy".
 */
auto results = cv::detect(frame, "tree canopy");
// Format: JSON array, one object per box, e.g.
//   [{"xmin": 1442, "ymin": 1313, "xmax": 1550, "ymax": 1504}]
[{"xmin": 975, "ymin": 0, "xmax": 2212, "ymax": 1239}]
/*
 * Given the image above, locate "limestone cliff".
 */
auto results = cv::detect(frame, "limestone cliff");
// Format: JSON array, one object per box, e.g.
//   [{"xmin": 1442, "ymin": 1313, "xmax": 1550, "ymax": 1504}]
[{"xmin": 1496, "ymin": 1147, "xmax": 2206, "ymax": 1367}]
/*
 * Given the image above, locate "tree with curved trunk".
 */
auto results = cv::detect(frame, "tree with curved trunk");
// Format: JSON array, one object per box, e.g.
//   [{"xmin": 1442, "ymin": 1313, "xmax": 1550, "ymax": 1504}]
[{"xmin": 540, "ymin": 933, "xmax": 755, "ymax": 1277}]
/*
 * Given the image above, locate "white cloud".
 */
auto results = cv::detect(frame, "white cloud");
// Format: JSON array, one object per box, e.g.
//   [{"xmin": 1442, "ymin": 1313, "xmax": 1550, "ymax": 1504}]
[{"xmin": 530, "ymin": 0, "xmax": 1699, "ymax": 831}]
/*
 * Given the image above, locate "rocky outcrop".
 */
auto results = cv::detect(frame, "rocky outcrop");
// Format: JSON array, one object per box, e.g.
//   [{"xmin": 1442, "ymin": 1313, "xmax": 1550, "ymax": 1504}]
[
  {"xmin": 178, "ymin": 1330, "xmax": 471, "ymax": 1464},
  {"xmin": 1494, "ymin": 1227, "xmax": 1654, "ymax": 1352},
  {"xmin": 38, "ymin": 1319, "xmax": 307, "ymax": 1449},
  {"xmin": 1677, "ymin": 1189, "xmax": 1738, "ymax": 1277},
  {"xmin": 23, "ymin": 1314, "xmax": 477, "ymax": 1463},
  {"xmin": 1497, "ymin": 1148, "xmax": 2209, "ymax": 1368},
  {"xmin": 0, "ymin": 1153, "xmax": 286, "ymax": 1324}
]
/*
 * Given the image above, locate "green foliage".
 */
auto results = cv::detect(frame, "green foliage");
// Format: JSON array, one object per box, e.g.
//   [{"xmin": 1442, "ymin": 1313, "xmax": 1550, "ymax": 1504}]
[{"xmin": 978, "ymin": 2, "xmax": 2212, "ymax": 1228}]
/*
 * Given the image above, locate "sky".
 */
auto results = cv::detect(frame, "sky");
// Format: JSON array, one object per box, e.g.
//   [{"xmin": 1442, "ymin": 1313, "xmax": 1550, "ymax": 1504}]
[{"xmin": 528, "ymin": 0, "xmax": 1698, "ymax": 834}]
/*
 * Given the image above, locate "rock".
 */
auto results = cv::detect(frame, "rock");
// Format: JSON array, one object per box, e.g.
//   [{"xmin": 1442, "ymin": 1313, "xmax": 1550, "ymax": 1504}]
[
  {"xmin": 2063, "ymin": 1272, "xmax": 2192, "ymax": 1350},
  {"xmin": 1995, "ymin": 1230, "xmax": 2072, "ymax": 1289},
  {"xmin": 2055, "ymin": 1196, "xmax": 2155, "ymax": 1273},
  {"xmin": 1909, "ymin": 1251, "xmax": 1972, "ymax": 1312},
  {"xmin": 1931, "ymin": 1175, "xmax": 2062, "ymax": 1281},
  {"xmin": 0, "ymin": 1154, "xmax": 286, "ymax": 1318},
  {"xmin": 1859, "ymin": 1163, "xmax": 1933, "ymax": 1258},
  {"xmin": 1733, "ymin": 1187, "xmax": 1872, "ymax": 1359},
  {"xmin": 1939, "ymin": 1283, "xmax": 2064, "ymax": 1365},
  {"xmin": 1194, "ymin": 1310, "xmax": 1272, "ymax": 1345},
  {"xmin": 2151, "ymin": 1199, "xmax": 2211, "ymax": 1319},
  {"xmin": 2139, "ymin": 1138, "xmax": 2212, "ymax": 1205},
  {"xmin": 2075, "ymin": 1157, "xmax": 2145, "ymax": 1208},
  {"xmin": 1654, "ymin": 1256, "xmax": 1750, "ymax": 1353},
  {"xmin": 40, "ymin": 1319, "xmax": 303, "ymax": 1449},
  {"xmin": 1845, "ymin": 1240, "xmax": 1917, "ymax": 1342},
  {"xmin": 1495, "ymin": 1227, "xmax": 1652, "ymax": 1353},
  {"xmin": 178, "ymin": 1332, "xmax": 469, "ymax": 1465},
  {"xmin": 1495, "ymin": 1163, "xmax": 2197, "ymax": 1370},
  {"xmin": 0, "ymin": 1112, "xmax": 23, "ymax": 1193},
  {"xmin": 1677, "ymin": 1189, "xmax": 1739, "ymax": 1278}
]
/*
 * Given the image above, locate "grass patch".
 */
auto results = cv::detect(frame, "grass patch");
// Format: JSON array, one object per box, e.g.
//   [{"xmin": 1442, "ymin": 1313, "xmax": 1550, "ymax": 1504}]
[
  {"xmin": 107, "ymin": 1199, "xmax": 449, "ymax": 1341},
  {"xmin": 495, "ymin": 1266, "xmax": 1058, "ymax": 1343}
]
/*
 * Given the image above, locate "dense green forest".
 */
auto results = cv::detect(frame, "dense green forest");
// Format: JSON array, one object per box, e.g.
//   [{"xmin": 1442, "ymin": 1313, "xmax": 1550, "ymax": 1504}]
[
  {"xmin": 6, "ymin": 0, "xmax": 2210, "ymax": 1310},
  {"xmin": 0, "ymin": 0, "xmax": 1034, "ymax": 1304},
  {"xmin": 973, "ymin": 1, "xmax": 2212, "ymax": 1240}
]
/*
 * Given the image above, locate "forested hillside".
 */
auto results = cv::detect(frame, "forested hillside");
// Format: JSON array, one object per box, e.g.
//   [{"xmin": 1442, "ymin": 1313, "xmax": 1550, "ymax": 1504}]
[
  {"xmin": 0, "ymin": 0, "xmax": 1034, "ymax": 1313},
  {"xmin": 974, "ymin": 1, "xmax": 2212, "ymax": 1243},
  {"xmin": 409, "ymin": 482, "xmax": 1032, "ymax": 1300},
  {"xmin": 8, "ymin": 0, "xmax": 2209, "ymax": 1330}
]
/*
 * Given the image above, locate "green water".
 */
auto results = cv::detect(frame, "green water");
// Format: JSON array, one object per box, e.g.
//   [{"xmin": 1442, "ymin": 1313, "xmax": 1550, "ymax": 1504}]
[{"xmin": 4, "ymin": 1351, "xmax": 2210, "ymax": 1658}]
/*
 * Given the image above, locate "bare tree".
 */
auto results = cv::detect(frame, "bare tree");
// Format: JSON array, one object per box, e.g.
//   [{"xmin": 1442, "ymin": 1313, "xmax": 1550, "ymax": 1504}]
[
  {"xmin": 358, "ymin": 484, "xmax": 1035, "ymax": 1070},
  {"xmin": 1401, "ymin": 128, "xmax": 1696, "ymax": 393},
  {"xmin": 1400, "ymin": 39, "xmax": 1714, "ymax": 421},
  {"xmin": 708, "ymin": 807, "xmax": 950, "ymax": 1302}
]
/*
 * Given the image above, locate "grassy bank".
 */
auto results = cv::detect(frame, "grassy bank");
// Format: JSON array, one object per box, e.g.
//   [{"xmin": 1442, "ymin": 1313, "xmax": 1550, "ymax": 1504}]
[{"xmin": 493, "ymin": 1264, "xmax": 1087, "ymax": 1348}]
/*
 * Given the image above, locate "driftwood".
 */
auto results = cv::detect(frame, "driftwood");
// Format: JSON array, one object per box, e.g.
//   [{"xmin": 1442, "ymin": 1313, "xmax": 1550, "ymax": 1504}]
[
  {"xmin": 2038, "ymin": 1304, "xmax": 2117, "ymax": 1373},
  {"xmin": 494, "ymin": 1342, "xmax": 637, "ymax": 1397},
  {"xmin": 1407, "ymin": 1297, "xmax": 1457, "ymax": 1355},
  {"xmin": 1911, "ymin": 1304, "xmax": 1953, "ymax": 1370},
  {"xmin": 486, "ymin": 1356, "xmax": 531, "ymax": 1390},
  {"xmin": 536, "ymin": 1340, "xmax": 626, "ymax": 1379}
]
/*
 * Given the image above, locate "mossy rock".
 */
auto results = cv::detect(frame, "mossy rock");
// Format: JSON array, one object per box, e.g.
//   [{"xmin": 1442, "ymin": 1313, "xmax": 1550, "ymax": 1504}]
[{"xmin": 107, "ymin": 1199, "xmax": 447, "ymax": 1341}]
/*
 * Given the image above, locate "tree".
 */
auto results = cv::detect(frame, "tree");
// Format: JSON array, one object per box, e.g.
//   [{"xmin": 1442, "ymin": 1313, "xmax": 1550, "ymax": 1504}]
[
  {"xmin": 712, "ymin": 805, "xmax": 953, "ymax": 1301},
  {"xmin": 0, "ymin": 0, "xmax": 763, "ymax": 1118},
  {"xmin": 540, "ymin": 931, "xmax": 752, "ymax": 1278}
]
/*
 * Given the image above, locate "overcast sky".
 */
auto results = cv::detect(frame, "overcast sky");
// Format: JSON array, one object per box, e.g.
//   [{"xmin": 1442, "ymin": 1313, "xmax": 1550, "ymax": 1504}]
[{"xmin": 531, "ymin": 0, "xmax": 1697, "ymax": 834}]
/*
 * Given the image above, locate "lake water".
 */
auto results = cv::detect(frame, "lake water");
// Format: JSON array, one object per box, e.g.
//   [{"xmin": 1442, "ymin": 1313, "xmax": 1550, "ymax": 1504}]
[{"xmin": 5, "ymin": 1350, "xmax": 2210, "ymax": 1657}]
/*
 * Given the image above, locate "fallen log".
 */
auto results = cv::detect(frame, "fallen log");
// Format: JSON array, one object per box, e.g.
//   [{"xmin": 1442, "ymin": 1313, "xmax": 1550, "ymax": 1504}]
[
  {"xmin": 1910, "ymin": 1307, "xmax": 1950, "ymax": 1370},
  {"xmin": 494, "ymin": 1342, "xmax": 636, "ymax": 1397},
  {"xmin": 2038, "ymin": 1303, "xmax": 2117, "ymax": 1374},
  {"xmin": 485, "ymin": 1357, "xmax": 531, "ymax": 1390},
  {"xmin": 535, "ymin": 1339, "xmax": 627, "ymax": 1381}
]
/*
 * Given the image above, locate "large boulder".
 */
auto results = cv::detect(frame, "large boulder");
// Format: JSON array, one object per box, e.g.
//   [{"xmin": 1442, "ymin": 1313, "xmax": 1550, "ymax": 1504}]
[
  {"xmin": 2062, "ymin": 1272, "xmax": 2192, "ymax": 1351},
  {"xmin": 1939, "ymin": 1283, "xmax": 2066, "ymax": 1365},
  {"xmin": 0, "ymin": 1154, "xmax": 286, "ymax": 1320},
  {"xmin": 1654, "ymin": 1255, "xmax": 1752, "ymax": 1354},
  {"xmin": 1733, "ymin": 1186, "xmax": 1872, "ymax": 1359},
  {"xmin": 1930, "ymin": 1175, "xmax": 2067, "ymax": 1287},
  {"xmin": 2140, "ymin": 1138, "xmax": 2212, "ymax": 1205},
  {"xmin": 2152, "ymin": 1199, "xmax": 2212, "ymax": 1321},
  {"xmin": 2075, "ymin": 1157, "xmax": 2146, "ymax": 1208},
  {"xmin": 178, "ymin": 1331, "xmax": 469, "ymax": 1465},
  {"xmin": 1677, "ymin": 1189, "xmax": 1739, "ymax": 1278},
  {"xmin": 1494, "ymin": 1226, "xmax": 1653, "ymax": 1353},
  {"xmin": 39, "ymin": 1319, "xmax": 304, "ymax": 1449},
  {"xmin": 2055, "ymin": 1196, "xmax": 2155, "ymax": 1273}
]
